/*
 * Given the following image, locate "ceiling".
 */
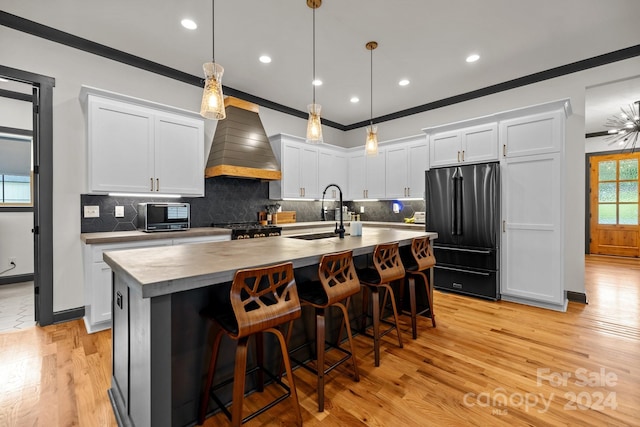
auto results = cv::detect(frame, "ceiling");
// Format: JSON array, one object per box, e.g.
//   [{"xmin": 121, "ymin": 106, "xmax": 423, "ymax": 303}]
[{"xmin": 3, "ymin": 0, "xmax": 640, "ymax": 132}]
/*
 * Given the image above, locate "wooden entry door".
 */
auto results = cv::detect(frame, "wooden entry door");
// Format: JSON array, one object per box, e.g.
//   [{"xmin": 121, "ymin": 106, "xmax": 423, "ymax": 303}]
[{"xmin": 589, "ymin": 152, "xmax": 640, "ymax": 257}]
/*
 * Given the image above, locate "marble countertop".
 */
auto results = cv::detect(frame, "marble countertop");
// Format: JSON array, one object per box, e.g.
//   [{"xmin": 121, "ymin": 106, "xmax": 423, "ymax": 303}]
[
  {"xmin": 103, "ymin": 228, "xmax": 437, "ymax": 299},
  {"xmin": 80, "ymin": 221, "xmax": 425, "ymax": 244}
]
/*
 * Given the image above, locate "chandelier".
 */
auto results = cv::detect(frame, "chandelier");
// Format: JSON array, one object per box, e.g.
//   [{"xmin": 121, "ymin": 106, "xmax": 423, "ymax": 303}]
[{"xmin": 605, "ymin": 100, "xmax": 640, "ymax": 151}]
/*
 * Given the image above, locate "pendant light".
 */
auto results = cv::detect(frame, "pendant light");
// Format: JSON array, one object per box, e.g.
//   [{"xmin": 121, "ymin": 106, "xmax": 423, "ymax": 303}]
[
  {"xmin": 365, "ymin": 41, "xmax": 379, "ymax": 156},
  {"xmin": 200, "ymin": 0, "xmax": 226, "ymax": 120},
  {"xmin": 306, "ymin": 0, "xmax": 323, "ymax": 144}
]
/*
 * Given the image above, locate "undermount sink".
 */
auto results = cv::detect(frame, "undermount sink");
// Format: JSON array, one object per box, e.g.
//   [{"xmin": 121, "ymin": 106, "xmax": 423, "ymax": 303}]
[{"xmin": 287, "ymin": 231, "xmax": 349, "ymax": 240}]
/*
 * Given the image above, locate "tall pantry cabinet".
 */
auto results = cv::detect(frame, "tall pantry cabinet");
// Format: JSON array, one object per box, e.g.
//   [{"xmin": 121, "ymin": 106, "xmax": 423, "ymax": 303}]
[{"xmin": 499, "ymin": 102, "xmax": 571, "ymax": 311}]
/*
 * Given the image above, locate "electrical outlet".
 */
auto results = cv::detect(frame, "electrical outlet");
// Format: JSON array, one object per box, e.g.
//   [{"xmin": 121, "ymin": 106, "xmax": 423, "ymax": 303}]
[
  {"xmin": 360, "ymin": 206, "xmax": 365, "ymax": 213},
  {"xmin": 84, "ymin": 205, "xmax": 100, "ymax": 218},
  {"xmin": 115, "ymin": 205, "xmax": 125, "ymax": 218}
]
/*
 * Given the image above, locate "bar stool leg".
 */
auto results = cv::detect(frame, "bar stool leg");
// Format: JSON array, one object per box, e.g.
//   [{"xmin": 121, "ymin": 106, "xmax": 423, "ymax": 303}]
[
  {"xmin": 316, "ymin": 307, "xmax": 326, "ymax": 412},
  {"xmin": 256, "ymin": 333, "xmax": 264, "ymax": 392},
  {"xmin": 336, "ymin": 298, "xmax": 360, "ymax": 382},
  {"xmin": 371, "ymin": 287, "xmax": 381, "ymax": 367},
  {"xmin": 199, "ymin": 328, "xmax": 224, "ymax": 425},
  {"xmin": 381, "ymin": 283, "xmax": 403, "ymax": 349},
  {"xmin": 268, "ymin": 327, "xmax": 303, "ymax": 426},
  {"xmin": 231, "ymin": 337, "xmax": 249, "ymax": 427},
  {"xmin": 408, "ymin": 276, "xmax": 418, "ymax": 339}
]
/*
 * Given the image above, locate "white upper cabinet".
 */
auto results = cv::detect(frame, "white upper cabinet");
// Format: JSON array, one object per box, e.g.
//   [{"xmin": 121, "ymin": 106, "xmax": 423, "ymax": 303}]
[
  {"xmin": 385, "ymin": 136, "xmax": 428, "ymax": 199},
  {"xmin": 428, "ymin": 123, "xmax": 498, "ymax": 168},
  {"xmin": 269, "ymin": 134, "xmax": 319, "ymax": 199},
  {"xmin": 82, "ymin": 87, "xmax": 204, "ymax": 196},
  {"xmin": 318, "ymin": 146, "xmax": 347, "ymax": 199},
  {"xmin": 500, "ymin": 110, "xmax": 564, "ymax": 158},
  {"xmin": 347, "ymin": 148, "xmax": 386, "ymax": 200}
]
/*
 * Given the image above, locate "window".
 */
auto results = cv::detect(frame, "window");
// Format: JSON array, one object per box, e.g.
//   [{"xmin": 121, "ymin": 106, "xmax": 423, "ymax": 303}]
[
  {"xmin": 0, "ymin": 133, "xmax": 33, "ymax": 206},
  {"xmin": 597, "ymin": 156, "xmax": 639, "ymax": 225}
]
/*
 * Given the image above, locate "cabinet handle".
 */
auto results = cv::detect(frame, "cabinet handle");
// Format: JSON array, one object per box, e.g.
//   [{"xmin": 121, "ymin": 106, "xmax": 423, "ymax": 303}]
[
  {"xmin": 407, "ymin": 187, "xmax": 410, "ymax": 197},
  {"xmin": 503, "ymin": 144, "xmax": 506, "ymax": 157},
  {"xmin": 156, "ymin": 178, "xmax": 159, "ymax": 192},
  {"xmin": 462, "ymin": 150, "xmax": 465, "ymax": 162},
  {"xmin": 150, "ymin": 178, "xmax": 154, "ymax": 191},
  {"xmin": 457, "ymin": 151, "xmax": 461, "ymax": 162},
  {"xmin": 502, "ymin": 220, "xmax": 506, "ymax": 233}
]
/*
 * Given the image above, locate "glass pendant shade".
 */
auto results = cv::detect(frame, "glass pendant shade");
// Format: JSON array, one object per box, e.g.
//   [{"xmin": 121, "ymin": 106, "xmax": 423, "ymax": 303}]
[
  {"xmin": 200, "ymin": 62, "xmax": 226, "ymax": 120},
  {"xmin": 365, "ymin": 125, "xmax": 378, "ymax": 156},
  {"xmin": 306, "ymin": 103, "xmax": 323, "ymax": 144}
]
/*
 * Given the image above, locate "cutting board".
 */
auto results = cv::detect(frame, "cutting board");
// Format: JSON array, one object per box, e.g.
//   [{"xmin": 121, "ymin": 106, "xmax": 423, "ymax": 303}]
[{"xmin": 274, "ymin": 211, "xmax": 296, "ymax": 224}]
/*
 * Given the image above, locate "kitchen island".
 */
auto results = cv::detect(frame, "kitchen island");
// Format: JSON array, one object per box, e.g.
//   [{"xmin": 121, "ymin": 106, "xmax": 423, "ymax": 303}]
[{"xmin": 104, "ymin": 228, "xmax": 436, "ymax": 427}]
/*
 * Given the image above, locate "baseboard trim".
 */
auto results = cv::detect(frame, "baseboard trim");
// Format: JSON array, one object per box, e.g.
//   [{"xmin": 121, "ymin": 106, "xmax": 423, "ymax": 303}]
[
  {"xmin": 53, "ymin": 307, "xmax": 85, "ymax": 324},
  {"xmin": 566, "ymin": 291, "xmax": 588, "ymax": 304},
  {"xmin": 0, "ymin": 273, "xmax": 34, "ymax": 286}
]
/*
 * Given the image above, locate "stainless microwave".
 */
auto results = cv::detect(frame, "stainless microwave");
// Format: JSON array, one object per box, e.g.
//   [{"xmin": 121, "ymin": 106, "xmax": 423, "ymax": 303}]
[{"xmin": 138, "ymin": 202, "xmax": 190, "ymax": 232}]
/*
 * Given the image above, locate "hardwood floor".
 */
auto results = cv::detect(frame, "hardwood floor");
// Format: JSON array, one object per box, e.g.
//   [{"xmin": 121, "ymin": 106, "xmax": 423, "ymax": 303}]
[{"xmin": 1, "ymin": 255, "xmax": 638, "ymax": 426}]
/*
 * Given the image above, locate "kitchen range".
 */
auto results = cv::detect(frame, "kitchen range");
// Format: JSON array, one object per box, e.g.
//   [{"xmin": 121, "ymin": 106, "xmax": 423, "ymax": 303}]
[{"xmin": 213, "ymin": 222, "xmax": 283, "ymax": 240}]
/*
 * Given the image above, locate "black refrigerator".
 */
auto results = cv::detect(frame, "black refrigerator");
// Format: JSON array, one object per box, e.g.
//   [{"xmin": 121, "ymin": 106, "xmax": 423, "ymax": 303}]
[{"xmin": 425, "ymin": 162, "xmax": 500, "ymax": 300}]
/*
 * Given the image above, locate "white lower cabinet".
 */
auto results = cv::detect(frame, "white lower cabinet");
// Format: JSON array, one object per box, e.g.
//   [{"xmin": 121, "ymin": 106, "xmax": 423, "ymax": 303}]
[{"xmin": 82, "ymin": 234, "xmax": 230, "ymax": 333}]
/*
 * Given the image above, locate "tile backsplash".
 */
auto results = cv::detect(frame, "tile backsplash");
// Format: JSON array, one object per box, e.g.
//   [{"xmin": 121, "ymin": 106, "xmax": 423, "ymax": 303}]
[{"xmin": 80, "ymin": 177, "xmax": 425, "ymax": 233}]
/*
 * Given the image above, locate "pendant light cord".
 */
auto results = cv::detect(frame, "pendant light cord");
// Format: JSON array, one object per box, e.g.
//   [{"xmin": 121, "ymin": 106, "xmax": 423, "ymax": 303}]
[
  {"xmin": 312, "ymin": 6, "xmax": 316, "ymax": 104},
  {"xmin": 370, "ymin": 46, "xmax": 373, "ymax": 126},
  {"xmin": 212, "ymin": 0, "xmax": 215, "ymax": 62}
]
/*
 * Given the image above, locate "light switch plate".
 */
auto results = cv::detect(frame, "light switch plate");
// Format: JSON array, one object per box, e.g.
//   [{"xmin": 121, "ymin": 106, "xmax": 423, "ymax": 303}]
[
  {"xmin": 84, "ymin": 205, "xmax": 100, "ymax": 218},
  {"xmin": 115, "ymin": 206, "xmax": 125, "ymax": 218}
]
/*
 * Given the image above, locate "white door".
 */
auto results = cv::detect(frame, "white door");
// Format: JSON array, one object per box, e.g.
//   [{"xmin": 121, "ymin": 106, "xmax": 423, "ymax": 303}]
[
  {"xmin": 407, "ymin": 143, "xmax": 428, "ymax": 198},
  {"xmin": 366, "ymin": 150, "xmax": 386, "ymax": 199},
  {"xmin": 429, "ymin": 130, "xmax": 461, "ymax": 167},
  {"xmin": 461, "ymin": 123, "xmax": 498, "ymax": 164},
  {"xmin": 282, "ymin": 143, "xmax": 302, "ymax": 198},
  {"xmin": 89, "ymin": 98, "xmax": 154, "ymax": 193},
  {"xmin": 154, "ymin": 114, "xmax": 204, "ymax": 196},
  {"xmin": 300, "ymin": 147, "xmax": 319, "ymax": 198},
  {"xmin": 385, "ymin": 146, "xmax": 408, "ymax": 198},
  {"xmin": 347, "ymin": 154, "xmax": 366, "ymax": 200},
  {"xmin": 501, "ymin": 152, "xmax": 564, "ymax": 306}
]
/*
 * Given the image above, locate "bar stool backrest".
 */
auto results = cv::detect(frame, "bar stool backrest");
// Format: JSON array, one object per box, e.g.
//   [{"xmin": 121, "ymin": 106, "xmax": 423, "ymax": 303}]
[
  {"xmin": 230, "ymin": 262, "xmax": 301, "ymax": 338},
  {"xmin": 411, "ymin": 236, "xmax": 436, "ymax": 271},
  {"xmin": 373, "ymin": 242, "xmax": 405, "ymax": 283},
  {"xmin": 318, "ymin": 250, "xmax": 361, "ymax": 304}
]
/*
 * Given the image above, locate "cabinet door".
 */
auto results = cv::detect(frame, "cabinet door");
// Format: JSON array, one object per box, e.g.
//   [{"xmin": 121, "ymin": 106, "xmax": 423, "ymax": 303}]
[
  {"xmin": 429, "ymin": 130, "xmax": 461, "ymax": 167},
  {"xmin": 90, "ymin": 261, "xmax": 114, "ymax": 326},
  {"xmin": 407, "ymin": 142, "xmax": 428, "ymax": 199},
  {"xmin": 319, "ymin": 149, "xmax": 347, "ymax": 199},
  {"xmin": 282, "ymin": 143, "xmax": 302, "ymax": 198},
  {"xmin": 366, "ymin": 150, "xmax": 386, "ymax": 199},
  {"xmin": 501, "ymin": 111, "xmax": 563, "ymax": 158},
  {"xmin": 385, "ymin": 146, "xmax": 408, "ymax": 198},
  {"xmin": 501, "ymin": 152, "xmax": 564, "ymax": 307},
  {"xmin": 347, "ymin": 154, "xmax": 366, "ymax": 200},
  {"xmin": 462, "ymin": 123, "xmax": 498, "ymax": 163},
  {"xmin": 300, "ymin": 146, "xmax": 319, "ymax": 199},
  {"xmin": 88, "ymin": 97, "xmax": 155, "ymax": 193},
  {"xmin": 154, "ymin": 114, "xmax": 204, "ymax": 196}
]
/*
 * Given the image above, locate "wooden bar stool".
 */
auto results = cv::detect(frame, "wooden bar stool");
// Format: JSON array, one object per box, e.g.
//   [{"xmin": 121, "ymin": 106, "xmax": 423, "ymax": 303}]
[
  {"xmin": 400, "ymin": 236, "xmax": 437, "ymax": 339},
  {"xmin": 357, "ymin": 242, "xmax": 404, "ymax": 367},
  {"xmin": 198, "ymin": 262, "xmax": 302, "ymax": 427},
  {"xmin": 287, "ymin": 250, "xmax": 360, "ymax": 412}
]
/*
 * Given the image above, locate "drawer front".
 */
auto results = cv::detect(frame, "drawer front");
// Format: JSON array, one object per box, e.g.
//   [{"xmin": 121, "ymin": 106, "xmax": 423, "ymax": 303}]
[
  {"xmin": 433, "ymin": 246, "xmax": 498, "ymax": 271},
  {"xmin": 433, "ymin": 265, "xmax": 499, "ymax": 300}
]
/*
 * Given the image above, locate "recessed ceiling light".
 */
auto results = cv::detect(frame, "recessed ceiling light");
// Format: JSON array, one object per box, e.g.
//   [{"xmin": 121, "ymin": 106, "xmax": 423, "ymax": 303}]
[
  {"xmin": 181, "ymin": 19, "xmax": 197, "ymax": 30},
  {"xmin": 466, "ymin": 53, "xmax": 480, "ymax": 63},
  {"xmin": 259, "ymin": 55, "xmax": 272, "ymax": 64},
  {"xmin": 312, "ymin": 79, "xmax": 322, "ymax": 86},
  {"xmin": 398, "ymin": 79, "xmax": 410, "ymax": 86},
  {"xmin": 350, "ymin": 97, "xmax": 359, "ymax": 103}
]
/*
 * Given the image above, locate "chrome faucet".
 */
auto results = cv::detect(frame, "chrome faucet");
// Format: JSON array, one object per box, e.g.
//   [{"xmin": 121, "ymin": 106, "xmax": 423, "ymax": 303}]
[{"xmin": 321, "ymin": 183, "xmax": 346, "ymax": 238}]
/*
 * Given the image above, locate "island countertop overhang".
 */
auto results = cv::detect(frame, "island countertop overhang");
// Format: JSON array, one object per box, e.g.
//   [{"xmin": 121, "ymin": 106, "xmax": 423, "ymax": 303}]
[{"xmin": 103, "ymin": 228, "xmax": 438, "ymax": 299}]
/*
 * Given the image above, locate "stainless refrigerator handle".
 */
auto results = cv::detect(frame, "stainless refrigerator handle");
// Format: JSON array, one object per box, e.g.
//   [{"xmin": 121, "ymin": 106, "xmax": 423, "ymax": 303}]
[
  {"xmin": 435, "ymin": 265, "xmax": 491, "ymax": 276},
  {"xmin": 433, "ymin": 246, "xmax": 492, "ymax": 255}
]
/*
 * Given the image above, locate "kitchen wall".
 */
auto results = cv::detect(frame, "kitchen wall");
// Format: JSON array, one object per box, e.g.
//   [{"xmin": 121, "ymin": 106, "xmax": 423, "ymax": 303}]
[
  {"xmin": 80, "ymin": 177, "xmax": 425, "ymax": 233},
  {"xmin": 3, "ymin": 21, "xmax": 640, "ymax": 313}
]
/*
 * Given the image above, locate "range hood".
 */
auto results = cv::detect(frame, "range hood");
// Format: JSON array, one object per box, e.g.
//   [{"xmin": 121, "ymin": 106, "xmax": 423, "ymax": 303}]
[{"xmin": 205, "ymin": 97, "xmax": 281, "ymax": 180}]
